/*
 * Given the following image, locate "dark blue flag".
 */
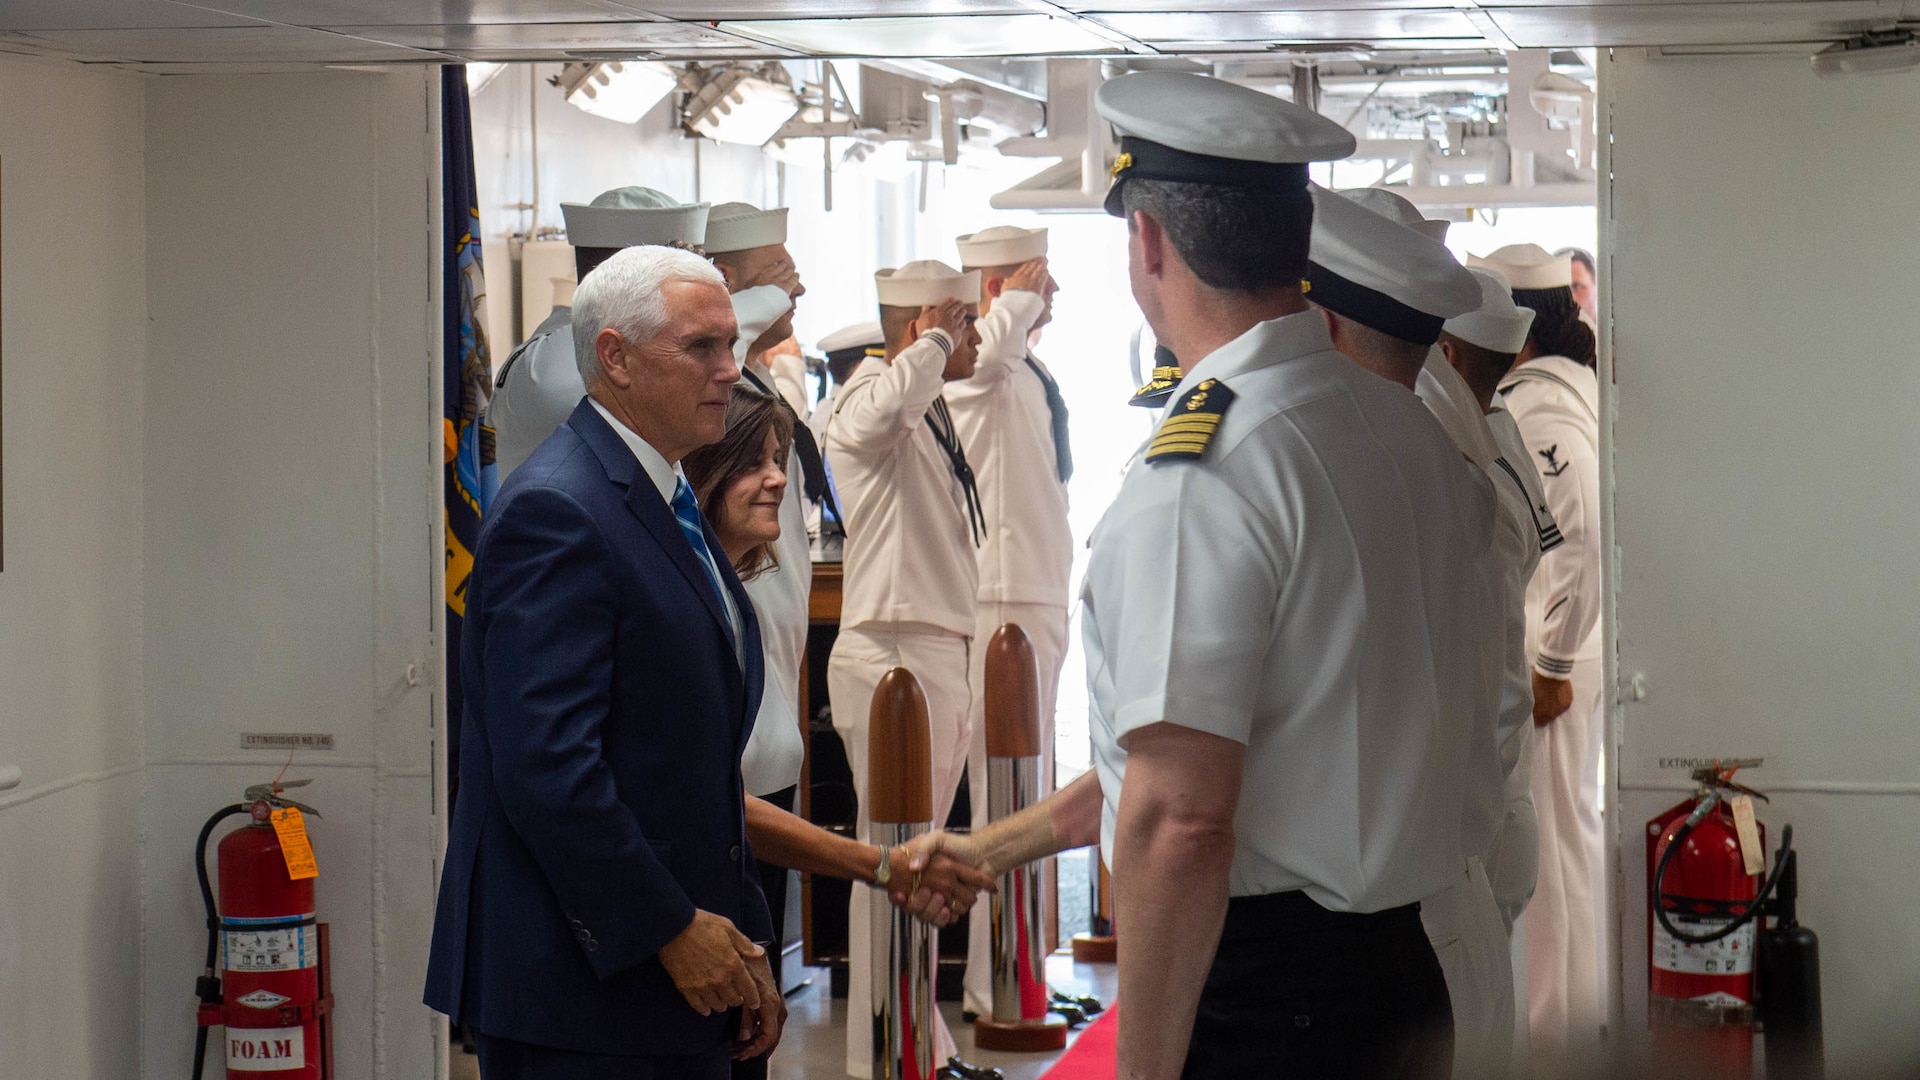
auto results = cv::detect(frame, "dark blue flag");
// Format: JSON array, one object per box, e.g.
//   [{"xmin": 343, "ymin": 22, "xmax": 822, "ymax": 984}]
[{"xmin": 442, "ymin": 65, "xmax": 496, "ymax": 805}]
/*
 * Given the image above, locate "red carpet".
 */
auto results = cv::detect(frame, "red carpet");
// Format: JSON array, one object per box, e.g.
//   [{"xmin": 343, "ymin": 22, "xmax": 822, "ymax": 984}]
[{"xmin": 1038, "ymin": 1005, "xmax": 1117, "ymax": 1079}]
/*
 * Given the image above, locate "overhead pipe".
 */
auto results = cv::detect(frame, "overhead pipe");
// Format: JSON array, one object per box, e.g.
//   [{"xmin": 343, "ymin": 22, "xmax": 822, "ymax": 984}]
[{"xmin": 989, "ymin": 59, "xmax": 1113, "ymax": 212}]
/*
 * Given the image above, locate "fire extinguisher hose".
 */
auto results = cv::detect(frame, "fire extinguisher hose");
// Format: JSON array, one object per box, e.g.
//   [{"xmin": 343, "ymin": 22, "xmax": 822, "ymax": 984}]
[
  {"xmin": 191, "ymin": 803, "xmax": 250, "ymax": 1080},
  {"xmin": 1653, "ymin": 802, "xmax": 1794, "ymax": 946}
]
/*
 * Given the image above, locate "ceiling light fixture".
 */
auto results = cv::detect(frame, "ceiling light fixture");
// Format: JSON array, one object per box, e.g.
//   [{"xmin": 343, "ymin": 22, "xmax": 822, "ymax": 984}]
[
  {"xmin": 1811, "ymin": 29, "xmax": 1919, "ymax": 79},
  {"xmin": 683, "ymin": 64, "xmax": 803, "ymax": 147},
  {"xmin": 553, "ymin": 60, "xmax": 682, "ymax": 125}
]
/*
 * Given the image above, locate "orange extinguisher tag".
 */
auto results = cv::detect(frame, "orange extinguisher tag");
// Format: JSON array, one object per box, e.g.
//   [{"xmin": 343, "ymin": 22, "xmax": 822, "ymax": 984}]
[
  {"xmin": 1730, "ymin": 795, "xmax": 1764, "ymax": 876},
  {"xmin": 270, "ymin": 807, "xmax": 320, "ymax": 881}
]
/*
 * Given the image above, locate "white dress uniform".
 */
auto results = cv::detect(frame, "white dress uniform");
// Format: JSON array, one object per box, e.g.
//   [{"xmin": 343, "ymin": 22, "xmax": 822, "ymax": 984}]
[
  {"xmin": 487, "ymin": 189, "xmax": 711, "ymax": 478},
  {"xmin": 1502, "ymin": 351, "xmax": 1605, "ymax": 1058},
  {"xmin": 823, "ymin": 264, "xmax": 982, "ymax": 1078},
  {"xmin": 1087, "ymin": 310, "xmax": 1495, "ymax": 914},
  {"xmin": 943, "ymin": 226, "xmax": 1076, "ymax": 1015},
  {"xmin": 1421, "ymin": 263, "xmax": 1563, "ymax": 1077},
  {"xmin": 1314, "ymin": 190, "xmax": 1521, "ymax": 1077}
]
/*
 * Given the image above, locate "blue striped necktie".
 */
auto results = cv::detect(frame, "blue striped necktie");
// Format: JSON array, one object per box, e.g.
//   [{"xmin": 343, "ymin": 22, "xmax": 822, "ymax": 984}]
[{"xmin": 670, "ymin": 478, "xmax": 735, "ymax": 637}]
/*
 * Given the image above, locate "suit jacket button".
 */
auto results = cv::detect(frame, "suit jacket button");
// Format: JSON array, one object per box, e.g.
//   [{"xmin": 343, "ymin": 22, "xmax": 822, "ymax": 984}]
[{"xmin": 729, "ymin": 845, "xmax": 742, "ymax": 862}]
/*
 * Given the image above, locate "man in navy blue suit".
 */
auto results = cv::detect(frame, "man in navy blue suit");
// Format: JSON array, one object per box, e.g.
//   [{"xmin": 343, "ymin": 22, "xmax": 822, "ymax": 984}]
[{"xmin": 426, "ymin": 245, "xmax": 783, "ymax": 1077}]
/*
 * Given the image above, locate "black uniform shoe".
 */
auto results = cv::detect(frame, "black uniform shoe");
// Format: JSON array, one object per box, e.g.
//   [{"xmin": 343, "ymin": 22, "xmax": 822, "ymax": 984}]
[
  {"xmin": 1051, "ymin": 988, "xmax": 1105, "ymax": 1016},
  {"xmin": 1050, "ymin": 1002, "xmax": 1089, "ymax": 1028},
  {"xmin": 937, "ymin": 1055, "xmax": 1006, "ymax": 1080}
]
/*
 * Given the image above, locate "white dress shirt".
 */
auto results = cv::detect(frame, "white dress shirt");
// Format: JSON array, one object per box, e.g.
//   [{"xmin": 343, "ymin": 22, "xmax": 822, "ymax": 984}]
[
  {"xmin": 823, "ymin": 330, "xmax": 978, "ymax": 637},
  {"xmin": 1086, "ymin": 311, "xmax": 1494, "ymax": 913},
  {"xmin": 1499, "ymin": 356, "xmax": 1602, "ymax": 678},
  {"xmin": 945, "ymin": 289, "xmax": 1074, "ymax": 609}
]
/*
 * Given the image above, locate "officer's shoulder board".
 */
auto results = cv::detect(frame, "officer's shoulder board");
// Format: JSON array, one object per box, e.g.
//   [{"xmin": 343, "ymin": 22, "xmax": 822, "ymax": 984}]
[{"xmin": 1145, "ymin": 379, "xmax": 1236, "ymax": 464}]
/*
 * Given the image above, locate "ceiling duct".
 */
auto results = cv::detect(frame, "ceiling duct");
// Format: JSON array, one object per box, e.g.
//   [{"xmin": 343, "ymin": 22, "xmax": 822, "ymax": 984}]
[{"xmin": 989, "ymin": 59, "xmax": 1115, "ymax": 212}]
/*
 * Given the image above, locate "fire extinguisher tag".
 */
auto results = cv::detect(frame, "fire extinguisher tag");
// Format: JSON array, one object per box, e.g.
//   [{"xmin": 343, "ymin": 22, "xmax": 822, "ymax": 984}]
[
  {"xmin": 270, "ymin": 807, "xmax": 320, "ymax": 881},
  {"xmin": 1729, "ymin": 795, "xmax": 1764, "ymax": 876}
]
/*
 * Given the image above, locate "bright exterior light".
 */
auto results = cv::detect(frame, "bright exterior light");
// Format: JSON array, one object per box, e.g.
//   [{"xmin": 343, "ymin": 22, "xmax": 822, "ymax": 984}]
[
  {"xmin": 466, "ymin": 62, "xmax": 506, "ymax": 95},
  {"xmin": 721, "ymin": 15, "xmax": 1122, "ymax": 59},
  {"xmin": 686, "ymin": 69, "xmax": 802, "ymax": 147},
  {"xmin": 565, "ymin": 61, "xmax": 681, "ymax": 125}
]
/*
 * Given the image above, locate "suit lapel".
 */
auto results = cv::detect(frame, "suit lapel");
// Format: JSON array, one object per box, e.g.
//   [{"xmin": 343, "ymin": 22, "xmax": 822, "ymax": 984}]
[{"xmin": 569, "ymin": 402, "xmax": 739, "ymax": 658}]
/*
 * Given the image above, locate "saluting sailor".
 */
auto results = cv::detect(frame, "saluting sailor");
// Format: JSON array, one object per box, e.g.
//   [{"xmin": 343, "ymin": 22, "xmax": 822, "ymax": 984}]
[
  {"xmin": 941, "ymin": 225, "xmax": 1076, "ymax": 1017},
  {"xmin": 808, "ymin": 321, "xmax": 886, "ymax": 556},
  {"xmin": 1084, "ymin": 71, "xmax": 1494, "ymax": 1078},
  {"xmin": 1469, "ymin": 244, "xmax": 1606, "ymax": 1064},
  {"xmin": 488, "ymin": 189, "xmax": 801, "ymax": 479},
  {"xmin": 821, "ymin": 262, "xmax": 986, "ymax": 1079},
  {"xmin": 698, "ymin": 201, "xmax": 819, "ymax": 995},
  {"xmin": 1317, "ymin": 185, "xmax": 1556, "ymax": 1078}
]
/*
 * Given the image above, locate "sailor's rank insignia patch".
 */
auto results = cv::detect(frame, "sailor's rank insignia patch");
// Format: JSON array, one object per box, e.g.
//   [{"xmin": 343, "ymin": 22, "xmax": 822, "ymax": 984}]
[{"xmin": 1145, "ymin": 379, "xmax": 1236, "ymax": 463}]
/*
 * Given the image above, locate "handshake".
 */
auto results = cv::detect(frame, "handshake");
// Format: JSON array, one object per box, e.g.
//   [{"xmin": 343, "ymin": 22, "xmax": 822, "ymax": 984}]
[{"xmin": 881, "ymin": 832, "xmax": 999, "ymax": 928}]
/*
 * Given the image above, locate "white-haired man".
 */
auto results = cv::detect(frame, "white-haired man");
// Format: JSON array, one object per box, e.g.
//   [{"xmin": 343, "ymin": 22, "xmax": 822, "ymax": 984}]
[{"xmin": 427, "ymin": 246, "xmax": 784, "ymax": 1078}]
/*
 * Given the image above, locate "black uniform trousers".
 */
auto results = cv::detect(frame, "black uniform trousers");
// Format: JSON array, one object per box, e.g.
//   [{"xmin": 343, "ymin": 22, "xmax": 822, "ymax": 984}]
[
  {"xmin": 1183, "ymin": 890, "xmax": 1454, "ymax": 1080},
  {"xmin": 475, "ymin": 1031, "xmax": 729, "ymax": 1079}
]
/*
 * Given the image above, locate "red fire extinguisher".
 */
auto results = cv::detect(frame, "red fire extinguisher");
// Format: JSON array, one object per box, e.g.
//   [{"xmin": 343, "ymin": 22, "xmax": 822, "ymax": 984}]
[
  {"xmin": 192, "ymin": 780, "xmax": 334, "ymax": 1079},
  {"xmin": 1647, "ymin": 762, "xmax": 1823, "ymax": 1080}
]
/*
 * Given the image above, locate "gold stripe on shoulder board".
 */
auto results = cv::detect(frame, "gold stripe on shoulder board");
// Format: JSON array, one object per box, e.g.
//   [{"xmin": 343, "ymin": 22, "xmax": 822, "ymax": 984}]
[{"xmin": 1145, "ymin": 378, "xmax": 1237, "ymax": 464}]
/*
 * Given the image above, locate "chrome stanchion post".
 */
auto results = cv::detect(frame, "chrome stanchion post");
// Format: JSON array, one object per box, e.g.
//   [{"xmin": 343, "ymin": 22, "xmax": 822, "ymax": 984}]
[
  {"xmin": 867, "ymin": 668, "xmax": 935, "ymax": 1080},
  {"xmin": 973, "ymin": 625, "xmax": 1068, "ymax": 1052}
]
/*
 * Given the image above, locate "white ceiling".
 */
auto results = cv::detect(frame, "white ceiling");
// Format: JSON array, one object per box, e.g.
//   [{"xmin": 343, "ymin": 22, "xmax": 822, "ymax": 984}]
[{"xmin": 0, "ymin": 0, "xmax": 1912, "ymax": 68}]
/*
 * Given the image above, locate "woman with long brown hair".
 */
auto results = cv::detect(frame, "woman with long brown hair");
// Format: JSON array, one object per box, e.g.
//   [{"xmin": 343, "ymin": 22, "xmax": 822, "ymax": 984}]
[{"xmin": 685, "ymin": 387, "xmax": 992, "ymax": 1076}]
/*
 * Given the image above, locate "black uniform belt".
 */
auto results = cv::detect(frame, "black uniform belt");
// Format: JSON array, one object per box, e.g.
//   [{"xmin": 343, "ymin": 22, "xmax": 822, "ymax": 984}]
[{"xmin": 1222, "ymin": 890, "xmax": 1423, "ymax": 938}]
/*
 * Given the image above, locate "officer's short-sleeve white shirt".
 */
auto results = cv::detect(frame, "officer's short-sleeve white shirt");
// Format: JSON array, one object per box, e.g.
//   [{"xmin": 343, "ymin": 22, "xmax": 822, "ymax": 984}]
[{"xmin": 1086, "ymin": 311, "xmax": 1495, "ymax": 914}]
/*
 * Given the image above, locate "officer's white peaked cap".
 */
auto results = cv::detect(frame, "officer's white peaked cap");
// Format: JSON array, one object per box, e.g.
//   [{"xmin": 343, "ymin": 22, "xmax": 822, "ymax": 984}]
[
  {"xmin": 703, "ymin": 202, "xmax": 789, "ymax": 254},
  {"xmin": 1094, "ymin": 71, "xmax": 1355, "ymax": 216},
  {"xmin": 1307, "ymin": 184, "xmax": 1481, "ymax": 346},
  {"xmin": 1443, "ymin": 269, "xmax": 1537, "ymax": 355},
  {"xmin": 561, "ymin": 186, "xmax": 709, "ymax": 248},
  {"xmin": 1341, "ymin": 187, "xmax": 1451, "ymax": 244},
  {"xmin": 955, "ymin": 225, "xmax": 1048, "ymax": 268},
  {"xmin": 1467, "ymin": 243, "xmax": 1572, "ymax": 290},
  {"xmin": 875, "ymin": 260, "xmax": 982, "ymax": 307},
  {"xmin": 818, "ymin": 320, "xmax": 885, "ymax": 356}
]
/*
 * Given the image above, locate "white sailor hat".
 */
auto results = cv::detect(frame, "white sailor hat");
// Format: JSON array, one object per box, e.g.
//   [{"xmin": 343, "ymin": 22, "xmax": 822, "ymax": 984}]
[
  {"xmin": 875, "ymin": 260, "xmax": 982, "ymax": 307},
  {"xmin": 561, "ymin": 186, "xmax": 709, "ymax": 248},
  {"xmin": 1442, "ymin": 269, "xmax": 1536, "ymax": 355},
  {"xmin": 818, "ymin": 320, "xmax": 886, "ymax": 361},
  {"xmin": 955, "ymin": 225, "xmax": 1048, "ymax": 268},
  {"xmin": 1094, "ymin": 70, "xmax": 1355, "ymax": 218},
  {"xmin": 1341, "ymin": 187, "xmax": 1451, "ymax": 244},
  {"xmin": 703, "ymin": 201, "xmax": 789, "ymax": 254},
  {"xmin": 1466, "ymin": 243, "xmax": 1572, "ymax": 290},
  {"xmin": 1306, "ymin": 184, "xmax": 1481, "ymax": 346}
]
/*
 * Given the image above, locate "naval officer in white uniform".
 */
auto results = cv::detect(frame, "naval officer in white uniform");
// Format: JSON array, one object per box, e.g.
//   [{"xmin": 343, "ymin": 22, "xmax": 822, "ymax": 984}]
[
  {"xmin": 489, "ymin": 188, "xmax": 709, "ymax": 477},
  {"xmin": 1087, "ymin": 71, "xmax": 1493, "ymax": 1079},
  {"xmin": 1308, "ymin": 187, "xmax": 1530, "ymax": 1077},
  {"xmin": 822, "ymin": 262, "xmax": 985, "ymax": 1079},
  {"xmin": 942, "ymin": 224, "xmax": 1075, "ymax": 1017},
  {"xmin": 1471, "ymin": 244, "xmax": 1605, "ymax": 1063}
]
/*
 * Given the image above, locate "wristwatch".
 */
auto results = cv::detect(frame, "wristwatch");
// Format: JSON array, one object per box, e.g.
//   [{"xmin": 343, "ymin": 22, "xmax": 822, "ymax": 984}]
[{"xmin": 872, "ymin": 843, "xmax": 893, "ymax": 888}]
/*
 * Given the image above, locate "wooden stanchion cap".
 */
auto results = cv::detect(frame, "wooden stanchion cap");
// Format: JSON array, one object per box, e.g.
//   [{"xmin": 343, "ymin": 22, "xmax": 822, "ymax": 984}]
[
  {"xmin": 984, "ymin": 624, "xmax": 1042, "ymax": 759},
  {"xmin": 868, "ymin": 668, "xmax": 932, "ymax": 825}
]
